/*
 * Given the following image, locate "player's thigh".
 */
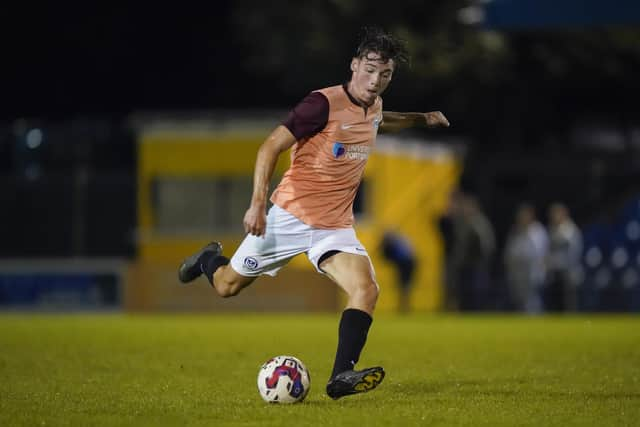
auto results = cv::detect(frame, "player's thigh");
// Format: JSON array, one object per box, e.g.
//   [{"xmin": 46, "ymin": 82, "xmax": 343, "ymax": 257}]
[{"xmin": 319, "ymin": 252, "xmax": 377, "ymax": 295}]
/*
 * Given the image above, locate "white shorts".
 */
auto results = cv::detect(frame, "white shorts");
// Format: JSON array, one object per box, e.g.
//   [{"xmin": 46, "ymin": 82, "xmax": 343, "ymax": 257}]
[{"xmin": 230, "ymin": 204, "xmax": 371, "ymax": 277}]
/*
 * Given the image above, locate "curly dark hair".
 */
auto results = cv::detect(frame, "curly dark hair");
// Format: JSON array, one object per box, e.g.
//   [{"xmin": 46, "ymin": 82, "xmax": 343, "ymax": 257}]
[{"xmin": 354, "ymin": 26, "xmax": 410, "ymax": 67}]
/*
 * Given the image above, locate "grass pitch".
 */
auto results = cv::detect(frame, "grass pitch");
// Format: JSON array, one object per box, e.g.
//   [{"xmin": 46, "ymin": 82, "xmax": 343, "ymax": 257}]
[{"xmin": 1, "ymin": 313, "xmax": 639, "ymax": 426}]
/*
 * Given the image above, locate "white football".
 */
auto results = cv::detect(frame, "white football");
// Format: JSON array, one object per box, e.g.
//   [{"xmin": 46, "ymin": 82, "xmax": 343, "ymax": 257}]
[{"xmin": 257, "ymin": 355, "xmax": 311, "ymax": 403}]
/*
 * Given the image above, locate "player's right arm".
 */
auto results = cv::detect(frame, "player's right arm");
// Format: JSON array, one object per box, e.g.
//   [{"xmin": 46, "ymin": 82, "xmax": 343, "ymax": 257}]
[
  {"xmin": 244, "ymin": 91, "xmax": 328, "ymax": 236},
  {"xmin": 243, "ymin": 126, "xmax": 297, "ymax": 236}
]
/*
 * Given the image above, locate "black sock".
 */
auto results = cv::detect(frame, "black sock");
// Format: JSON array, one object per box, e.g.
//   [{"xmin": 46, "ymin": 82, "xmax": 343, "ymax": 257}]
[
  {"xmin": 330, "ymin": 308, "xmax": 373, "ymax": 379},
  {"xmin": 200, "ymin": 253, "xmax": 229, "ymax": 284}
]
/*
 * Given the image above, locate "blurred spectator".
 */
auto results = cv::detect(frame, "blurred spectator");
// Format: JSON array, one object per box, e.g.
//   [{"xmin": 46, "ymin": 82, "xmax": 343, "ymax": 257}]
[
  {"xmin": 441, "ymin": 192, "xmax": 496, "ymax": 311},
  {"xmin": 504, "ymin": 203, "xmax": 549, "ymax": 313},
  {"xmin": 381, "ymin": 231, "xmax": 416, "ymax": 313},
  {"xmin": 545, "ymin": 203, "xmax": 583, "ymax": 312},
  {"xmin": 438, "ymin": 194, "xmax": 457, "ymax": 310}
]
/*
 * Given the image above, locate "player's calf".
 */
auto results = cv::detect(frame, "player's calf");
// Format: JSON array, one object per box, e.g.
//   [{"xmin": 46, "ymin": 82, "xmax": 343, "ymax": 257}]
[{"xmin": 212, "ymin": 266, "xmax": 257, "ymax": 298}]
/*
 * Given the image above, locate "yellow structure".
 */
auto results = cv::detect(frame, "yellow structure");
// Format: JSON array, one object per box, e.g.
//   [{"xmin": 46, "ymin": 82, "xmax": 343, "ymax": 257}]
[{"xmin": 134, "ymin": 124, "xmax": 460, "ymax": 312}]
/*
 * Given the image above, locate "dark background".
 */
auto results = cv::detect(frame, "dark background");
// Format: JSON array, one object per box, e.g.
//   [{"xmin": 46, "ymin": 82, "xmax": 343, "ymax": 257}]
[
  {"xmin": 5, "ymin": 2, "xmax": 640, "ymax": 120},
  {"xmin": 2, "ymin": 0, "xmax": 640, "ymax": 264}
]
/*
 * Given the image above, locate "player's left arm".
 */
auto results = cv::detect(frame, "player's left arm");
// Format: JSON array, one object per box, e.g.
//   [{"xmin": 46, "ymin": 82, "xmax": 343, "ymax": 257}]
[{"xmin": 379, "ymin": 111, "xmax": 450, "ymax": 133}]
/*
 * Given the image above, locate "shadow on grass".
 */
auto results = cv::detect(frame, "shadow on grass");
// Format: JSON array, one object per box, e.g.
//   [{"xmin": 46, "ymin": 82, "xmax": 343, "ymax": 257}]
[
  {"xmin": 388, "ymin": 378, "xmax": 640, "ymax": 402},
  {"xmin": 390, "ymin": 378, "xmax": 501, "ymax": 394},
  {"xmin": 302, "ymin": 379, "xmax": 505, "ymax": 407},
  {"xmin": 299, "ymin": 375, "xmax": 640, "ymax": 407},
  {"xmin": 546, "ymin": 390, "xmax": 640, "ymax": 400}
]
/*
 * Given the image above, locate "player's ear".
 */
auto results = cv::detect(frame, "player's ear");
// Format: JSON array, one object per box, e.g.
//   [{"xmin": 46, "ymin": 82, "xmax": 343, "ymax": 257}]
[{"xmin": 350, "ymin": 58, "xmax": 359, "ymax": 73}]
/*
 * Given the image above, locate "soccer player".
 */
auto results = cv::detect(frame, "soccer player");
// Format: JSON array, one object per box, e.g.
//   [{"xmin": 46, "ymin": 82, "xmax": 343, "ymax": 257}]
[{"xmin": 178, "ymin": 27, "xmax": 450, "ymax": 399}]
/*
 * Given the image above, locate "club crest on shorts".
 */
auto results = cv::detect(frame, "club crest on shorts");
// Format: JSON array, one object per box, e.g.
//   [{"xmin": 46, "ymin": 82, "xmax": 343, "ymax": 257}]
[{"xmin": 243, "ymin": 256, "xmax": 259, "ymax": 270}]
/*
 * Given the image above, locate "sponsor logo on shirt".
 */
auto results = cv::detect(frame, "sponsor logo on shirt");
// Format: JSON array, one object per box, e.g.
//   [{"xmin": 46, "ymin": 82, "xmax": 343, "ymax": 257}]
[{"xmin": 332, "ymin": 142, "xmax": 370, "ymax": 160}]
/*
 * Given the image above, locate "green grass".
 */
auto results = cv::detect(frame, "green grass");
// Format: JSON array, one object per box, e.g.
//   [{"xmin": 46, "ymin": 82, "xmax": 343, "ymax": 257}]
[{"xmin": 1, "ymin": 313, "xmax": 639, "ymax": 426}]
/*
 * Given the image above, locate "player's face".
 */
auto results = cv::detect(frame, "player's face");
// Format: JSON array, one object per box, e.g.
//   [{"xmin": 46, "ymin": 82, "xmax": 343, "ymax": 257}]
[{"xmin": 349, "ymin": 52, "xmax": 395, "ymax": 106}]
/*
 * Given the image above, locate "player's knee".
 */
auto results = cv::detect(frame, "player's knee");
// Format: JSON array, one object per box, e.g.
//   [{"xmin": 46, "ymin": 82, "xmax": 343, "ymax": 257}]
[
  {"xmin": 213, "ymin": 278, "xmax": 239, "ymax": 298},
  {"xmin": 354, "ymin": 279, "xmax": 379, "ymax": 305},
  {"xmin": 215, "ymin": 272, "xmax": 254, "ymax": 298},
  {"xmin": 368, "ymin": 281, "xmax": 380, "ymax": 303},
  {"xmin": 221, "ymin": 290, "xmax": 240, "ymax": 298},
  {"xmin": 216, "ymin": 286, "xmax": 235, "ymax": 298}
]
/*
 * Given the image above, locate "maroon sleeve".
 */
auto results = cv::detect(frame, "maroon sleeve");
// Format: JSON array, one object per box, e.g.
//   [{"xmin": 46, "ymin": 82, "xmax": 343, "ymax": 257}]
[{"xmin": 282, "ymin": 92, "xmax": 329, "ymax": 140}]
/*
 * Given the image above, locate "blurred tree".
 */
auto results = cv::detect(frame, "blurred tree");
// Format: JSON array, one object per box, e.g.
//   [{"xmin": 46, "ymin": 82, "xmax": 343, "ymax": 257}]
[
  {"xmin": 4, "ymin": 0, "xmax": 640, "ymax": 144},
  {"xmin": 229, "ymin": 0, "xmax": 640, "ymax": 149},
  {"xmin": 229, "ymin": 0, "xmax": 512, "ymax": 123}
]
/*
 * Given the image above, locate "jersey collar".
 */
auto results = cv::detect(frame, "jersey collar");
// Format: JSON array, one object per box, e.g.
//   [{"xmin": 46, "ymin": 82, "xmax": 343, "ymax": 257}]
[{"xmin": 342, "ymin": 82, "xmax": 374, "ymax": 115}]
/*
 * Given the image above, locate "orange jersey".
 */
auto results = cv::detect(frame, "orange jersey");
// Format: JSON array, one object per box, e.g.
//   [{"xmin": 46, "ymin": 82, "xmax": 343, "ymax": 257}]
[{"xmin": 271, "ymin": 85, "xmax": 382, "ymax": 228}]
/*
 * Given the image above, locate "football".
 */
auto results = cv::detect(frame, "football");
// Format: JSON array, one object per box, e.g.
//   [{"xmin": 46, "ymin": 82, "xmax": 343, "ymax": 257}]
[{"xmin": 257, "ymin": 355, "xmax": 311, "ymax": 403}]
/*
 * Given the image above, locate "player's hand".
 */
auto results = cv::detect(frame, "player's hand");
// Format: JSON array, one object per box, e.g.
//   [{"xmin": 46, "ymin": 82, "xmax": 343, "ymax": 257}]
[
  {"xmin": 425, "ymin": 111, "xmax": 450, "ymax": 128},
  {"xmin": 243, "ymin": 203, "xmax": 267, "ymax": 237}
]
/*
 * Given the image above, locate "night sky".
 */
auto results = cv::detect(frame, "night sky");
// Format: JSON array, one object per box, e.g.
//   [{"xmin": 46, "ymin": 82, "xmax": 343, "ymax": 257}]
[
  {"xmin": 3, "ymin": 3, "xmax": 269, "ymax": 119},
  {"xmin": 4, "ymin": 3, "xmax": 640, "ymax": 123}
]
